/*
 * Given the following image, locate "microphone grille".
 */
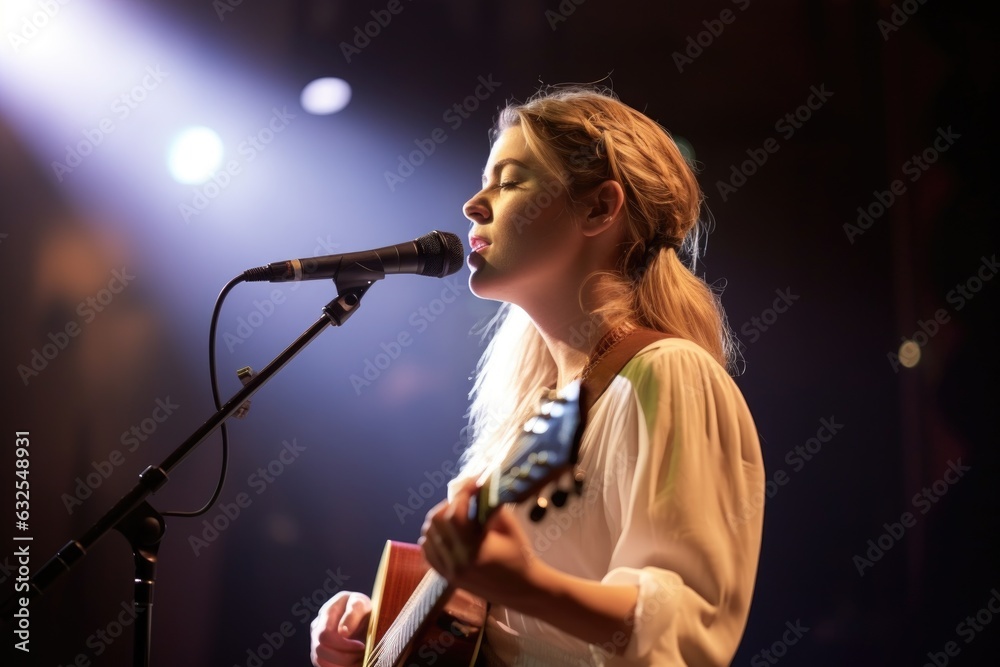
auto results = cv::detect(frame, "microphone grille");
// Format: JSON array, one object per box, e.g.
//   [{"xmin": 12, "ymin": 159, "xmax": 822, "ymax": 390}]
[{"xmin": 417, "ymin": 231, "xmax": 465, "ymax": 277}]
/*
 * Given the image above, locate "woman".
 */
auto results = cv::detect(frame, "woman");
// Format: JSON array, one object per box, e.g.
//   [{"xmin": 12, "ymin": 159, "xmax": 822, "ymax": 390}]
[{"xmin": 311, "ymin": 86, "xmax": 765, "ymax": 666}]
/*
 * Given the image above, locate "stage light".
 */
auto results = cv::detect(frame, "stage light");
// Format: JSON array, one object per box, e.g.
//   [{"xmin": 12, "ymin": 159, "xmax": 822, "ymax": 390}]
[
  {"xmin": 167, "ymin": 126, "xmax": 224, "ymax": 184},
  {"xmin": 300, "ymin": 77, "xmax": 352, "ymax": 115}
]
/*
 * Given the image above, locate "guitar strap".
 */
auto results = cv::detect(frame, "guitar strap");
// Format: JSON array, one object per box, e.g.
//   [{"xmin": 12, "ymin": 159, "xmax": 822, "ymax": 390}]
[{"xmin": 579, "ymin": 327, "xmax": 672, "ymax": 422}]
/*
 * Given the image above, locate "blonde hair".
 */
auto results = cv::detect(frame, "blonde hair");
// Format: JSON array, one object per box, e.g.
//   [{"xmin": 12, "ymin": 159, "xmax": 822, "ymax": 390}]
[{"xmin": 460, "ymin": 86, "xmax": 736, "ymax": 479}]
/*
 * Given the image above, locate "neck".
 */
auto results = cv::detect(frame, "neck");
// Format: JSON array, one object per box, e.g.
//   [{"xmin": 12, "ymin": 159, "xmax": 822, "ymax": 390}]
[
  {"xmin": 537, "ymin": 314, "xmax": 611, "ymax": 390},
  {"xmin": 516, "ymin": 284, "xmax": 618, "ymax": 389},
  {"xmin": 513, "ymin": 244, "xmax": 629, "ymax": 388}
]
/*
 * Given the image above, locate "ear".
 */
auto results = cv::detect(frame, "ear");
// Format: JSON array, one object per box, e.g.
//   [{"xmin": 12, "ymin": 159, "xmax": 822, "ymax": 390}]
[{"xmin": 580, "ymin": 180, "xmax": 625, "ymax": 237}]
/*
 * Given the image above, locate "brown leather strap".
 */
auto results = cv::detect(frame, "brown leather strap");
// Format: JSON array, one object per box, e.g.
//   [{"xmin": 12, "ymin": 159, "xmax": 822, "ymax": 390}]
[{"xmin": 580, "ymin": 327, "xmax": 672, "ymax": 420}]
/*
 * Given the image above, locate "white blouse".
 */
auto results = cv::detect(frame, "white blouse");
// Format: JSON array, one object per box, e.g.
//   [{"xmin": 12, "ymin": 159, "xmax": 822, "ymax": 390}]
[{"xmin": 470, "ymin": 338, "xmax": 765, "ymax": 666}]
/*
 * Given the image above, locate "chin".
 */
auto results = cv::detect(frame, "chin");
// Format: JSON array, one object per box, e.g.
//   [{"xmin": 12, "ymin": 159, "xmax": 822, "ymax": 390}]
[
  {"xmin": 468, "ymin": 266, "xmax": 514, "ymax": 303},
  {"xmin": 468, "ymin": 271, "xmax": 499, "ymax": 301}
]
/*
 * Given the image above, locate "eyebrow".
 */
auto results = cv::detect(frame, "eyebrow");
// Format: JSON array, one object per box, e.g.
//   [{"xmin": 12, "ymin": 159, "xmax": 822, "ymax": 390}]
[{"xmin": 482, "ymin": 157, "xmax": 530, "ymax": 186}]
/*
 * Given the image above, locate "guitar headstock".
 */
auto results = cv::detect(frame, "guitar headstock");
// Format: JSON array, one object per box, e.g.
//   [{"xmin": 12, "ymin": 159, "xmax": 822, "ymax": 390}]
[{"xmin": 475, "ymin": 380, "xmax": 585, "ymax": 524}]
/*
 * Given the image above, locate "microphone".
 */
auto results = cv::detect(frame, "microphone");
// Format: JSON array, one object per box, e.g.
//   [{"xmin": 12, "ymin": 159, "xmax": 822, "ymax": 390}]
[{"xmin": 242, "ymin": 230, "xmax": 465, "ymax": 284}]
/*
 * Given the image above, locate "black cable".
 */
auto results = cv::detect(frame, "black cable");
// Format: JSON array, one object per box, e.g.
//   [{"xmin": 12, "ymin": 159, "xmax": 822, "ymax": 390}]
[{"xmin": 162, "ymin": 275, "xmax": 245, "ymax": 517}]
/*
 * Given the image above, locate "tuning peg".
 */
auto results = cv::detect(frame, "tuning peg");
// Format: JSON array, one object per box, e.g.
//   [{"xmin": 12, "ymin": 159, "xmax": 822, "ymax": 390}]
[
  {"xmin": 539, "ymin": 400, "xmax": 565, "ymax": 418},
  {"xmin": 529, "ymin": 496, "xmax": 549, "ymax": 522},
  {"xmin": 573, "ymin": 471, "xmax": 585, "ymax": 495},
  {"xmin": 551, "ymin": 488, "xmax": 569, "ymax": 507}
]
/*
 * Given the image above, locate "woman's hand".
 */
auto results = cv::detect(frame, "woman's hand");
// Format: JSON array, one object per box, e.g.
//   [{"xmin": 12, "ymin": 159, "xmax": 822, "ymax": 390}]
[
  {"xmin": 419, "ymin": 479, "xmax": 541, "ymax": 609},
  {"xmin": 420, "ymin": 480, "xmax": 640, "ymax": 649},
  {"xmin": 310, "ymin": 591, "xmax": 372, "ymax": 667}
]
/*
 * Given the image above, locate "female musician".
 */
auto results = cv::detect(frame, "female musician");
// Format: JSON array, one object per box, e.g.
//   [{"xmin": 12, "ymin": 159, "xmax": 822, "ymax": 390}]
[{"xmin": 311, "ymin": 86, "xmax": 765, "ymax": 666}]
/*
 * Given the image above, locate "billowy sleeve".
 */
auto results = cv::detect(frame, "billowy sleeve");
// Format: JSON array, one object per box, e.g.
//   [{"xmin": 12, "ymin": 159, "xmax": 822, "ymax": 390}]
[{"xmin": 592, "ymin": 340, "xmax": 765, "ymax": 665}]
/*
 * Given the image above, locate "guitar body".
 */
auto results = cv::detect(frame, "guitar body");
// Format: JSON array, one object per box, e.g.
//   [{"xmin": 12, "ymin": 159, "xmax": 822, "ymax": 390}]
[{"xmin": 366, "ymin": 541, "xmax": 487, "ymax": 667}]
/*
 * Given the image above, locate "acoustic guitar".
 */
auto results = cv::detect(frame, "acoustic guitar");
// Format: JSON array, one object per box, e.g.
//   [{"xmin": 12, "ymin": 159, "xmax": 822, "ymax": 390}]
[{"xmin": 363, "ymin": 380, "xmax": 586, "ymax": 667}]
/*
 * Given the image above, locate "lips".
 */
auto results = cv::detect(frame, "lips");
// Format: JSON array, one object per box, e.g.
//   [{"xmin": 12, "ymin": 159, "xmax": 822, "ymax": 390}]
[{"xmin": 469, "ymin": 236, "xmax": 491, "ymax": 252}]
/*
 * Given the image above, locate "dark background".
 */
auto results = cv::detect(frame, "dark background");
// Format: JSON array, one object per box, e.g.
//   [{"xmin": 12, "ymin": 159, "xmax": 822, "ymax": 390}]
[{"xmin": 1, "ymin": 1, "xmax": 996, "ymax": 665}]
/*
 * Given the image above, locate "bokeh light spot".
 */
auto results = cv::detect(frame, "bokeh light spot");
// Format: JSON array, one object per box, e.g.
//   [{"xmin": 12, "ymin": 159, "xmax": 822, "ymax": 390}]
[
  {"xmin": 167, "ymin": 126, "xmax": 224, "ymax": 184},
  {"xmin": 898, "ymin": 340, "xmax": 921, "ymax": 368},
  {"xmin": 300, "ymin": 77, "xmax": 352, "ymax": 115}
]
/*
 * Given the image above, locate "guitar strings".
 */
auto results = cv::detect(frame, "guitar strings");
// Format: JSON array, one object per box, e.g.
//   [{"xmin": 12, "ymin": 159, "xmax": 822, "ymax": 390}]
[{"xmin": 368, "ymin": 570, "xmax": 448, "ymax": 666}]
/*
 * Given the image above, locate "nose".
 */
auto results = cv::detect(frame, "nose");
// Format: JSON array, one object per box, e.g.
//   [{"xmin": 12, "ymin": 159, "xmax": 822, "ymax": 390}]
[{"xmin": 463, "ymin": 189, "xmax": 490, "ymax": 224}]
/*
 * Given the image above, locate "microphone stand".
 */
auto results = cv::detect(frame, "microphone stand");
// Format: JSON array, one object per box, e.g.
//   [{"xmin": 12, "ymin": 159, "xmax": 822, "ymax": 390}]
[{"xmin": 2, "ymin": 280, "xmax": 373, "ymax": 666}]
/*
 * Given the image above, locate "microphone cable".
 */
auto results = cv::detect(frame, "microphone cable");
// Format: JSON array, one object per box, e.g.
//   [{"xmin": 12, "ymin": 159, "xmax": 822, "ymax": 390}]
[{"xmin": 161, "ymin": 275, "xmax": 244, "ymax": 517}]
